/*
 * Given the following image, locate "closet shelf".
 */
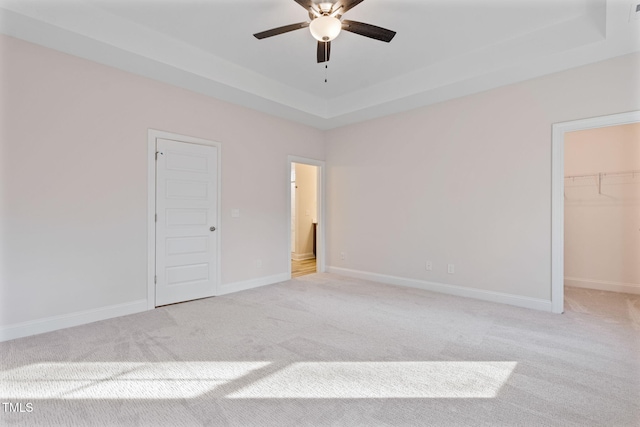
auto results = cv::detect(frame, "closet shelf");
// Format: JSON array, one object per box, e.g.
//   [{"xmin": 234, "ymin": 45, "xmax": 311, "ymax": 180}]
[
  {"xmin": 564, "ymin": 169, "xmax": 640, "ymax": 180},
  {"xmin": 564, "ymin": 169, "xmax": 639, "ymax": 194}
]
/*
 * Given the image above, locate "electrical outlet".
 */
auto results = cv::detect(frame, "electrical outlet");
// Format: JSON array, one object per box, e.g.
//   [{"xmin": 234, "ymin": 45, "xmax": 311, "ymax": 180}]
[
  {"xmin": 340, "ymin": 252, "xmax": 346, "ymax": 261},
  {"xmin": 425, "ymin": 261, "xmax": 433, "ymax": 271},
  {"xmin": 231, "ymin": 208, "xmax": 240, "ymax": 218},
  {"xmin": 447, "ymin": 264, "xmax": 455, "ymax": 274}
]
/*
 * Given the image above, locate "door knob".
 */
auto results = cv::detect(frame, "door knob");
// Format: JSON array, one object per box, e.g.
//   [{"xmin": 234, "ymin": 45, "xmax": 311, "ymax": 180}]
[{"xmin": 210, "ymin": 226, "xmax": 216, "ymax": 232}]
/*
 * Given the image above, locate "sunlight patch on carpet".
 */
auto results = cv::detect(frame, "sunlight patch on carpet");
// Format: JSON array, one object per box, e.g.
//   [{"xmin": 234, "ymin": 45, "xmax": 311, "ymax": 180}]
[
  {"xmin": 1, "ymin": 361, "xmax": 517, "ymax": 399},
  {"xmin": 228, "ymin": 361, "xmax": 517, "ymax": 399},
  {"xmin": 0, "ymin": 362, "xmax": 270, "ymax": 399}
]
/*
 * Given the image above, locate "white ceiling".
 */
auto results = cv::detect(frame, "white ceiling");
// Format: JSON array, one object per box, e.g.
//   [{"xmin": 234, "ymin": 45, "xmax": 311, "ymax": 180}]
[{"xmin": 1, "ymin": 0, "xmax": 639, "ymax": 129}]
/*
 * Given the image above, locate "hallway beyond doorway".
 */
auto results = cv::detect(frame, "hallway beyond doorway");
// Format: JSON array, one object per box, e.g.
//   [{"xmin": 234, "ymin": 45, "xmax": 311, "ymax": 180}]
[{"xmin": 292, "ymin": 258, "xmax": 316, "ymax": 278}]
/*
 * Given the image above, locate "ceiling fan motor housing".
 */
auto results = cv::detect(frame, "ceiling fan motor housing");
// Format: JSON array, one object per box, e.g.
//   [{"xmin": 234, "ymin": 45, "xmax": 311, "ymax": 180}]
[{"xmin": 318, "ymin": 2, "xmax": 334, "ymax": 14}]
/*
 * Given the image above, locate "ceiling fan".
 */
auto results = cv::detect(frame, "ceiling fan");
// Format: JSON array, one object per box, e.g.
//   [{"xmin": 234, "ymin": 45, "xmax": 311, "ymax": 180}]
[{"xmin": 253, "ymin": 0, "xmax": 396, "ymax": 63}]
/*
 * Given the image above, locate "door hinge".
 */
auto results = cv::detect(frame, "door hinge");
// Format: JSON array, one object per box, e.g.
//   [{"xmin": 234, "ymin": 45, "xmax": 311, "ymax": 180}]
[
  {"xmin": 155, "ymin": 213, "xmax": 157, "ymax": 222},
  {"xmin": 154, "ymin": 275, "xmax": 157, "ymax": 284}
]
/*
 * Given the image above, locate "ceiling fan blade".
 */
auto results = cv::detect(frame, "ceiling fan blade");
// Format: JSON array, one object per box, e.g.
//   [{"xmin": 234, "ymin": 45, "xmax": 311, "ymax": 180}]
[
  {"xmin": 317, "ymin": 41, "xmax": 331, "ymax": 63},
  {"xmin": 293, "ymin": 0, "xmax": 314, "ymax": 10},
  {"xmin": 253, "ymin": 22, "xmax": 309, "ymax": 39},
  {"xmin": 336, "ymin": 0, "xmax": 365, "ymax": 14},
  {"xmin": 341, "ymin": 20, "xmax": 396, "ymax": 42}
]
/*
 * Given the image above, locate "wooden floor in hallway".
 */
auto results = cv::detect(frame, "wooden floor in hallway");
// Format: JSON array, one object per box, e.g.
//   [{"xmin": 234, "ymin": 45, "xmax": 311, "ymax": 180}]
[{"xmin": 291, "ymin": 258, "xmax": 316, "ymax": 278}]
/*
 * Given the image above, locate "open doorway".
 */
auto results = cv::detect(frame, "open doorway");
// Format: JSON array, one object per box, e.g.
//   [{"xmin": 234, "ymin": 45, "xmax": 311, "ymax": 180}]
[
  {"xmin": 288, "ymin": 156, "xmax": 325, "ymax": 279},
  {"xmin": 564, "ymin": 124, "xmax": 640, "ymax": 291},
  {"xmin": 551, "ymin": 111, "xmax": 640, "ymax": 313}
]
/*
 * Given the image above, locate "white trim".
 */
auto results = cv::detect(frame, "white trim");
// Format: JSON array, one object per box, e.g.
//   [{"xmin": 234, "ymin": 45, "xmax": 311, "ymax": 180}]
[
  {"xmin": 565, "ymin": 277, "xmax": 640, "ymax": 295},
  {"xmin": 217, "ymin": 273, "xmax": 290, "ymax": 296},
  {"xmin": 551, "ymin": 122, "xmax": 565, "ymax": 314},
  {"xmin": 287, "ymin": 156, "xmax": 326, "ymax": 279},
  {"xmin": 147, "ymin": 129, "xmax": 222, "ymax": 308},
  {"xmin": 291, "ymin": 252, "xmax": 315, "ymax": 261},
  {"xmin": 147, "ymin": 132, "xmax": 157, "ymax": 310},
  {"xmin": 0, "ymin": 300, "xmax": 147, "ymax": 342},
  {"xmin": 327, "ymin": 267, "xmax": 553, "ymax": 312},
  {"xmin": 551, "ymin": 111, "xmax": 640, "ymax": 314}
]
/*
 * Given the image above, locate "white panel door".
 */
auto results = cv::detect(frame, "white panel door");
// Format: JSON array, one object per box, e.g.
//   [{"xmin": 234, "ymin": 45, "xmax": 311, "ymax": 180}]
[{"xmin": 156, "ymin": 138, "xmax": 218, "ymax": 306}]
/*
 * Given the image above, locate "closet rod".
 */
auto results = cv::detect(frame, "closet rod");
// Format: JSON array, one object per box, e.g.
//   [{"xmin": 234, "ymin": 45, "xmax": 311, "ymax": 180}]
[
  {"xmin": 564, "ymin": 169, "xmax": 640, "ymax": 195},
  {"xmin": 564, "ymin": 169, "xmax": 640, "ymax": 180}
]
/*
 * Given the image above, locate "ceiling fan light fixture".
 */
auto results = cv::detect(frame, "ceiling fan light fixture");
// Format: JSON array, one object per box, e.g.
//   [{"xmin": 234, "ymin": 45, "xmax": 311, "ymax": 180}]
[{"xmin": 309, "ymin": 16, "xmax": 342, "ymax": 41}]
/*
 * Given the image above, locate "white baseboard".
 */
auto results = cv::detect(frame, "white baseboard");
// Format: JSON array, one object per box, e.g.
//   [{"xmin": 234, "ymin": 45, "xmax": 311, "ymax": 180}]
[
  {"xmin": 292, "ymin": 252, "xmax": 315, "ymax": 261},
  {"xmin": 0, "ymin": 299, "xmax": 148, "ymax": 343},
  {"xmin": 565, "ymin": 277, "xmax": 640, "ymax": 295},
  {"xmin": 217, "ymin": 273, "xmax": 290, "ymax": 296},
  {"xmin": 327, "ymin": 266, "xmax": 553, "ymax": 312}
]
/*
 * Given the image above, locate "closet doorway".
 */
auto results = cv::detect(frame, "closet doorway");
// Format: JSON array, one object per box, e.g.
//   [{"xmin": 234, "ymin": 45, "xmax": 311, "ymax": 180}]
[
  {"xmin": 551, "ymin": 111, "xmax": 640, "ymax": 313},
  {"xmin": 564, "ymin": 123, "xmax": 640, "ymax": 297},
  {"xmin": 288, "ymin": 156, "xmax": 325, "ymax": 278}
]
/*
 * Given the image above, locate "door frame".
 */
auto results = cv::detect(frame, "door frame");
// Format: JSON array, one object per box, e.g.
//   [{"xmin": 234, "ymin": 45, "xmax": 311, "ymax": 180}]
[
  {"xmin": 288, "ymin": 156, "xmax": 326, "ymax": 277},
  {"xmin": 147, "ymin": 129, "xmax": 222, "ymax": 310},
  {"xmin": 550, "ymin": 110, "xmax": 640, "ymax": 314}
]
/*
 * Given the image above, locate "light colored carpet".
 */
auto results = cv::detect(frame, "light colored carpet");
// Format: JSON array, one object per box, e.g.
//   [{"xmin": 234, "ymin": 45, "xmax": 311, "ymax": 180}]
[{"xmin": 1, "ymin": 273, "xmax": 639, "ymax": 426}]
